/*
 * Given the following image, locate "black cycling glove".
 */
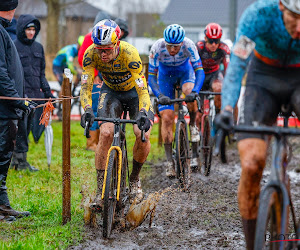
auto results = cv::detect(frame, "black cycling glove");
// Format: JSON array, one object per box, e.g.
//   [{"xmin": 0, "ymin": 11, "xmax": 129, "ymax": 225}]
[
  {"xmin": 185, "ymin": 91, "xmax": 199, "ymax": 102},
  {"xmin": 158, "ymin": 94, "xmax": 171, "ymax": 105},
  {"xmin": 136, "ymin": 109, "xmax": 151, "ymax": 132},
  {"xmin": 214, "ymin": 110, "xmax": 234, "ymax": 131},
  {"xmin": 80, "ymin": 107, "xmax": 95, "ymax": 128}
]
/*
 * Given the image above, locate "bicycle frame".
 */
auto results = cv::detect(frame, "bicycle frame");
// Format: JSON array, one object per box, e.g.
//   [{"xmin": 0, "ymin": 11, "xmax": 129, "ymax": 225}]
[
  {"xmin": 101, "ymin": 121, "xmax": 123, "ymax": 202},
  {"xmin": 84, "ymin": 115, "xmax": 144, "ymax": 202},
  {"xmin": 199, "ymin": 91, "xmax": 221, "ymax": 138}
]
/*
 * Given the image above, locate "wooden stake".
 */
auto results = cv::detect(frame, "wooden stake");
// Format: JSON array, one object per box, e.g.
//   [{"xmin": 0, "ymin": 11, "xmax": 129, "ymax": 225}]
[{"xmin": 62, "ymin": 69, "xmax": 72, "ymax": 224}]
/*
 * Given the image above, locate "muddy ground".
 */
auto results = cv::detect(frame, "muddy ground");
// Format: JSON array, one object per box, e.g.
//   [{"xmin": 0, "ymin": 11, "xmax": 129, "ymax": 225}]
[{"xmin": 71, "ymin": 140, "xmax": 300, "ymax": 250}]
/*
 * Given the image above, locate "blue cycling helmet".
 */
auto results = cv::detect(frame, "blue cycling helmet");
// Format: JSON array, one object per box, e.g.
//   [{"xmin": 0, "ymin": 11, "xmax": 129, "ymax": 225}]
[{"xmin": 164, "ymin": 24, "xmax": 185, "ymax": 44}]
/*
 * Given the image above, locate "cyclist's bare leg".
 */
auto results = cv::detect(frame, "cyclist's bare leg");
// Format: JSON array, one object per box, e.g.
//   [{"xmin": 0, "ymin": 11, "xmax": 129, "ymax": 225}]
[
  {"xmin": 182, "ymin": 82, "xmax": 198, "ymax": 124},
  {"xmin": 160, "ymin": 110, "xmax": 175, "ymax": 144},
  {"xmin": 160, "ymin": 109, "xmax": 176, "ymax": 176},
  {"xmin": 212, "ymin": 79, "xmax": 222, "ymax": 114},
  {"xmin": 95, "ymin": 122, "xmax": 114, "ymax": 170},
  {"xmin": 183, "ymin": 82, "xmax": 199, "ymax": 163},
  {"xmin": 237, "ymin": 138, "xmax": 268, "ymax": 250},
  {"xmin": 129, "ymin": 125, "xmax": 152, "ymax": 202},
  {"xmin": 92, "ymin": 122, "xmax": 114, "ymax": 210},
  {"xmin": 130, "ymin": 125, "xmax": 152, "ymax": 179}
]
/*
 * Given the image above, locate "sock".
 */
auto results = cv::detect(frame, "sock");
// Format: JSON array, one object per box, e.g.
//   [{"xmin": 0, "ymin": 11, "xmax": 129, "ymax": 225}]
[
  {"xmin": 164, "ymin": 143, "xmax": 173, "ymax": 162},
  {"xmin": 192, "ymin": 142, "xmax": 199, "ymax": 158},
  {"xmin": 242, "ymin": 218, "xmax": 257, "ymax": 250},
  {"xmin": 130, "ymin": 159, "xmax": 143, "ymax": 182},
  {"xmin": 96, "ymin": 169, "xmax": 105, "ymax": 195},
  {"xmin": 189, "ymin": 111, "xmax": 196, "ymax": 125}
]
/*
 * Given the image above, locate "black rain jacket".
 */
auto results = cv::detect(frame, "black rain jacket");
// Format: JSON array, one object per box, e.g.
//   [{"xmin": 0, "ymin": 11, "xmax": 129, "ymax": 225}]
[
  {"xmin": 14, "ymin": 15, "xmax": 52, "ymax": 99},
  {"xmin": 0, "ymin": 16, "xmax": 24, "ymax": 119}
]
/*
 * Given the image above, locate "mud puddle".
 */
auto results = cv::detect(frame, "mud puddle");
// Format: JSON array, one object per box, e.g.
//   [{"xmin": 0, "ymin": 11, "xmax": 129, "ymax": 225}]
[{"xmin": 70, "ymin": 141, "xmax": 300, "ymax": 250}]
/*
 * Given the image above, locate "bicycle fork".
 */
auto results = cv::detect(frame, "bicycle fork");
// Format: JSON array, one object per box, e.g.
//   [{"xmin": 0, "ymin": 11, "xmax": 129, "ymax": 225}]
[{"xmin": 102, "ymin": 146, "xmax": 122, "ymax": 201}]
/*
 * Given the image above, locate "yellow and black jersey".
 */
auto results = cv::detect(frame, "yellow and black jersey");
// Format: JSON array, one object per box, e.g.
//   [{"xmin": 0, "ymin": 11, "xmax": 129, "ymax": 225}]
[{"xmin": 80, "ymin": 41, "xmax": 151, "ymax": 112}]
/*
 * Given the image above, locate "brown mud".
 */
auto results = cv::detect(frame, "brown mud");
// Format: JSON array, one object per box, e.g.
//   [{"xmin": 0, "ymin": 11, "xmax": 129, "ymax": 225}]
[{"xmin": 70, "ymin": 141, "xmax": 300, "ymax": 250}]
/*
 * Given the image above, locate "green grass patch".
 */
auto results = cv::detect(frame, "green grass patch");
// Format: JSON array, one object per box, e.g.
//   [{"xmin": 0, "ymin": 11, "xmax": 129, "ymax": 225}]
[{"xmin": 0, "ymin": 121, "xmax": 164, "ymax": 249}]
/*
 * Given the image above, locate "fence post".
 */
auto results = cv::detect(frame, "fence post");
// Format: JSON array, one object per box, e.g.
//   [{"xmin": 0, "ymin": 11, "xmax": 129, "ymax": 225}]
[{"xmin": 62, "ymin": 69, "xmax": 72, "ymax": 224}]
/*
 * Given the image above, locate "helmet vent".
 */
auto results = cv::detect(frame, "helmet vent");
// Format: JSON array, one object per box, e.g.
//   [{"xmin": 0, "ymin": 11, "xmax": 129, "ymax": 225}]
[{"xmin": 103, "ymin": 29, "xmax": 109, "ymax": 40}]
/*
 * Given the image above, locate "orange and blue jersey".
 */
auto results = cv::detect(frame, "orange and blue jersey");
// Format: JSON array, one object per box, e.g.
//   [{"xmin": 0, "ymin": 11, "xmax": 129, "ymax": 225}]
[{"xmin": 222, "ymin": 0, "xmax": 300, "ymax": 109}]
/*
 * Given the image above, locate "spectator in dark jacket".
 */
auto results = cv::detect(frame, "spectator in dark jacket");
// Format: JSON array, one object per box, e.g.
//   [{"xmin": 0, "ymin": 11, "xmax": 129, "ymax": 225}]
[
  {"xmin": 5, "ymin": 17, "xmax": 16, "ymax": 40},
  {"xmin": 11, "ymin": 14, "xmax": 54, "ymax": 171},
  {"xmin": 0, "ymin": 0, "xmax": 35, "ymax": 222}
]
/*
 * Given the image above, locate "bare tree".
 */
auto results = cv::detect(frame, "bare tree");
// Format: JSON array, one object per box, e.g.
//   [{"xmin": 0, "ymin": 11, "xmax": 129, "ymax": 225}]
[{"xmin": 43, "ymin": 0, "xmax": 84, "ymax": 54}]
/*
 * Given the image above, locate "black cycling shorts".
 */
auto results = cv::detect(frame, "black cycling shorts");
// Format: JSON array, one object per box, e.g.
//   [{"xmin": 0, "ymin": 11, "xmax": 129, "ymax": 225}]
[
  {"xmin": 97, "ymin": 83, "xmax": 154, "ymax": 122},
  {"xmin": 52, "ymin": 65, "xmax": 64, "ymax": 86},
  {"xmin": 238, "ymin": 56, "xmax": 300, "ymax": 140},
  {"xmin": 202, "ymin": 70, "xmax": 223, "ymax": 91}
]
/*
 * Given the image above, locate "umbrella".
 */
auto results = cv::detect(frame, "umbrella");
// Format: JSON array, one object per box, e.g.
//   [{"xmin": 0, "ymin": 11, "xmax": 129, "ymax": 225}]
[{"xmin": 44, "ymin": 115, "xmax": 53, "ymax": 170}]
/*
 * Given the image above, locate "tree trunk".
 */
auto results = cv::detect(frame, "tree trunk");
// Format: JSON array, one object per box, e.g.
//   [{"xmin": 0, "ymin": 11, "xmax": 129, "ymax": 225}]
[{"xmin": 44, "ymin": 0, "xmax": 60, "ymax": 54}]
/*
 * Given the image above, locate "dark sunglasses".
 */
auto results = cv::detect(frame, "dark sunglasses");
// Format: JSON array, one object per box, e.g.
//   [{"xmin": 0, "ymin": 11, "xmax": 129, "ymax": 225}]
[{"xmin": 207, "ymin": 38, "xmax": 220, "ymax": 44}]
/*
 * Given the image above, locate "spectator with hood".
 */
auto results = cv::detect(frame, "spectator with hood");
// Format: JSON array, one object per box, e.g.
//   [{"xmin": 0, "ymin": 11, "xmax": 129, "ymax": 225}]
[
  {"xmin": 0, "ymin": 0, "xmax": 35, "ymax": 221},
  {"xmin": 11, "ymin": 14, "xmax": 54, "ymax": 171},
  {"xmin": 78, "ymin": 14, "xmax": 129, "ymax": 151}
]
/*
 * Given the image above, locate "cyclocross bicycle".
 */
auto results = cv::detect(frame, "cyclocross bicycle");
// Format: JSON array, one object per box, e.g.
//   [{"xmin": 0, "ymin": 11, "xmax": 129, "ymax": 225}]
[
  {"xmin": 198, "ymin": 91, "xmax": 221, "ymax": 176},
  {"xmin": 155, "ymin": 86, "xmax": 200, "ymax": 191},
  {"xmin": 84, "ymin": 112, "xmax": 145, "ymax": 238},
  {"xmin": 215, "ymin": 106, "xmax": 300, "ymax": 250}
]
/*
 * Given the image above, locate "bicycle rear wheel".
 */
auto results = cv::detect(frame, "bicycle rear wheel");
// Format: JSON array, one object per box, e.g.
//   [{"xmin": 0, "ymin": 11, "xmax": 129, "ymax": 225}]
[
  {"xmin": 201, "ymin": 116, "xmax": 213, "ymax": 176},
  {"xmin": 103, "ymin": 149, "xmax": 118, "ymax": 238},
  {"xmin": 175, "ymin": 121, "xmax": 190, "ymax": 191},
  {"xmin": 254, "ymin": 187, "xmax": 283, "ymax": 250}
]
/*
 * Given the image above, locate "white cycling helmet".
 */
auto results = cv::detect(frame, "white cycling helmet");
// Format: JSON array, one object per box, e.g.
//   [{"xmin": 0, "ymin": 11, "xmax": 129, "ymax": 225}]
[{"xmin": 281, "ymin": 0, "xmax": 300, "ymax": 15}]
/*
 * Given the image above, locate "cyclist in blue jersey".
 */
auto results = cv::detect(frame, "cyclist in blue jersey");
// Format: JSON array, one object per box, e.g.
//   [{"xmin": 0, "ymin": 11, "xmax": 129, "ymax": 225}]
[
  {"xmin": 217, "ymin": 1, "xmax": 300, "ymax": 249},
  {"xmin": 52, "ymin": 36, "xmax": 84, "ymax": 85},
  {"xmin": 148, "ymin": 24, "xmax": 205, "ymax": 177}
]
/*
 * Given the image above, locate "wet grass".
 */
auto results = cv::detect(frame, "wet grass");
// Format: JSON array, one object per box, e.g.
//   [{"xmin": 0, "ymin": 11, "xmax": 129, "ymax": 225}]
[{"xmin": 0, "ymin": 121, "xmax": 164, "ymax": 250}]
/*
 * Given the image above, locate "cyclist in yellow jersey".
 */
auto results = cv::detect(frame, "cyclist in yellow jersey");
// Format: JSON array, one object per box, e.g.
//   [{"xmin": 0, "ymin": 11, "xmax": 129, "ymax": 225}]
[{"xmin": 80, "ymin": 19, "xmax": 154, "ymax": 209}]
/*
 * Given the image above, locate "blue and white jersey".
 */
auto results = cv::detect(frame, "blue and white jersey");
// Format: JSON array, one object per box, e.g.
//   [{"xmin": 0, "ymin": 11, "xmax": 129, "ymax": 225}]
[
  {"xmin": 148, "ymin": 37, "xmax": 204, "ymax": 96},
  {"xmin": 222, "ymin": 0, "xmax": 300, "ymax": 109},
  {"xmin": 149, "ymin": 37, "xmax": 200, "ymax": 67}
]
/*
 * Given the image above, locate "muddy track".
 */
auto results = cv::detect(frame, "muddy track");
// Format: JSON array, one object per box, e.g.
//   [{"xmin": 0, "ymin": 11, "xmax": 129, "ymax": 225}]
[{"xmin": 70, "ymin": 142, "xmax": 300, "ymax": 250}]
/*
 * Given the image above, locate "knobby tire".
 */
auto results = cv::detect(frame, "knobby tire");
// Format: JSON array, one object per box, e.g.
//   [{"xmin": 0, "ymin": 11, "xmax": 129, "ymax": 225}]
[
  {"xmin": 254, "ymin": 187, "xmax": 283, "ymax": 250},
  {"xmin": 175, "ymin": 122, "xmax": 190, "ymax": 191},
  {"xmin": 201, "ymin": 116, "xmax": 213, "ymax": 176},
  {"xmin": 103, "ymin": 149, "xmax": 118, "ymax": 238}
]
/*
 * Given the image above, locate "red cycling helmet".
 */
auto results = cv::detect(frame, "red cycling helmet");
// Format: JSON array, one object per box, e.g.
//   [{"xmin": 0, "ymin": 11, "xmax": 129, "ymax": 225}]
[{"xmin": 205, "ymin": 23, "xmax": 223, "ymax": 39}]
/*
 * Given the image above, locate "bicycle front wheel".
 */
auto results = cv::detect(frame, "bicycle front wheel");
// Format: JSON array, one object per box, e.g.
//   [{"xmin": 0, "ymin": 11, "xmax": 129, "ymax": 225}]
[
  {"xmin": 103, "ymin": 149, "xmax": 119, "ymax": 238},
  {"xmin": 175, "ymin": 121, "xmax": 190, "ymax": 191},
  {"xmin": 116, "ymin": 139, "xmax": 128, "ymax": 218},
  {"xmin": 201, "ymin": 115, "xmax": 213, "ymax": 176},
  {"xmin": 254, "ymin": 187, "xmax": 283, "ymax": 250}
]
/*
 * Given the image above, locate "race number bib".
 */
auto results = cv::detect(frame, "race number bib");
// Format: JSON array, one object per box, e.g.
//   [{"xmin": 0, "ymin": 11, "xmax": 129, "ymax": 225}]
[
  {"xmin": 135, "ymin": 78, "xmax": 144, "ymax": 88},
  {"xmin": 233, "ymin": 35, "xmax": 256, "ymax": 60}
]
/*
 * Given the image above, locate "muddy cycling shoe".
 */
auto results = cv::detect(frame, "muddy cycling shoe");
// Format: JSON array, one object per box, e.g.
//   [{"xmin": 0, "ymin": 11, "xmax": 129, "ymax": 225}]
[
  {"xmin": 0, "ymin": 205, "xmax": 31, "ymax": 218},
  {"xmin": 190, "ymin": 125, "xmax": 200, "ymax": 142},
  {"xmin": 90, "ymin": 194, "xmax": 104, "ymax": 213},
  {"xmin": 165, "ymin": 161, "xmax": 176, "ymax": 178},
  {"xmin": 190, "ymin": 157, "xmax": 200, "ymax": 171},
  {"xmin": 129, "ymin": 179, "xmax": 144, "ymax": 204},
  {"xmin": 0, "ymin": 215, "xmax": 16, "ymax": 222}
]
